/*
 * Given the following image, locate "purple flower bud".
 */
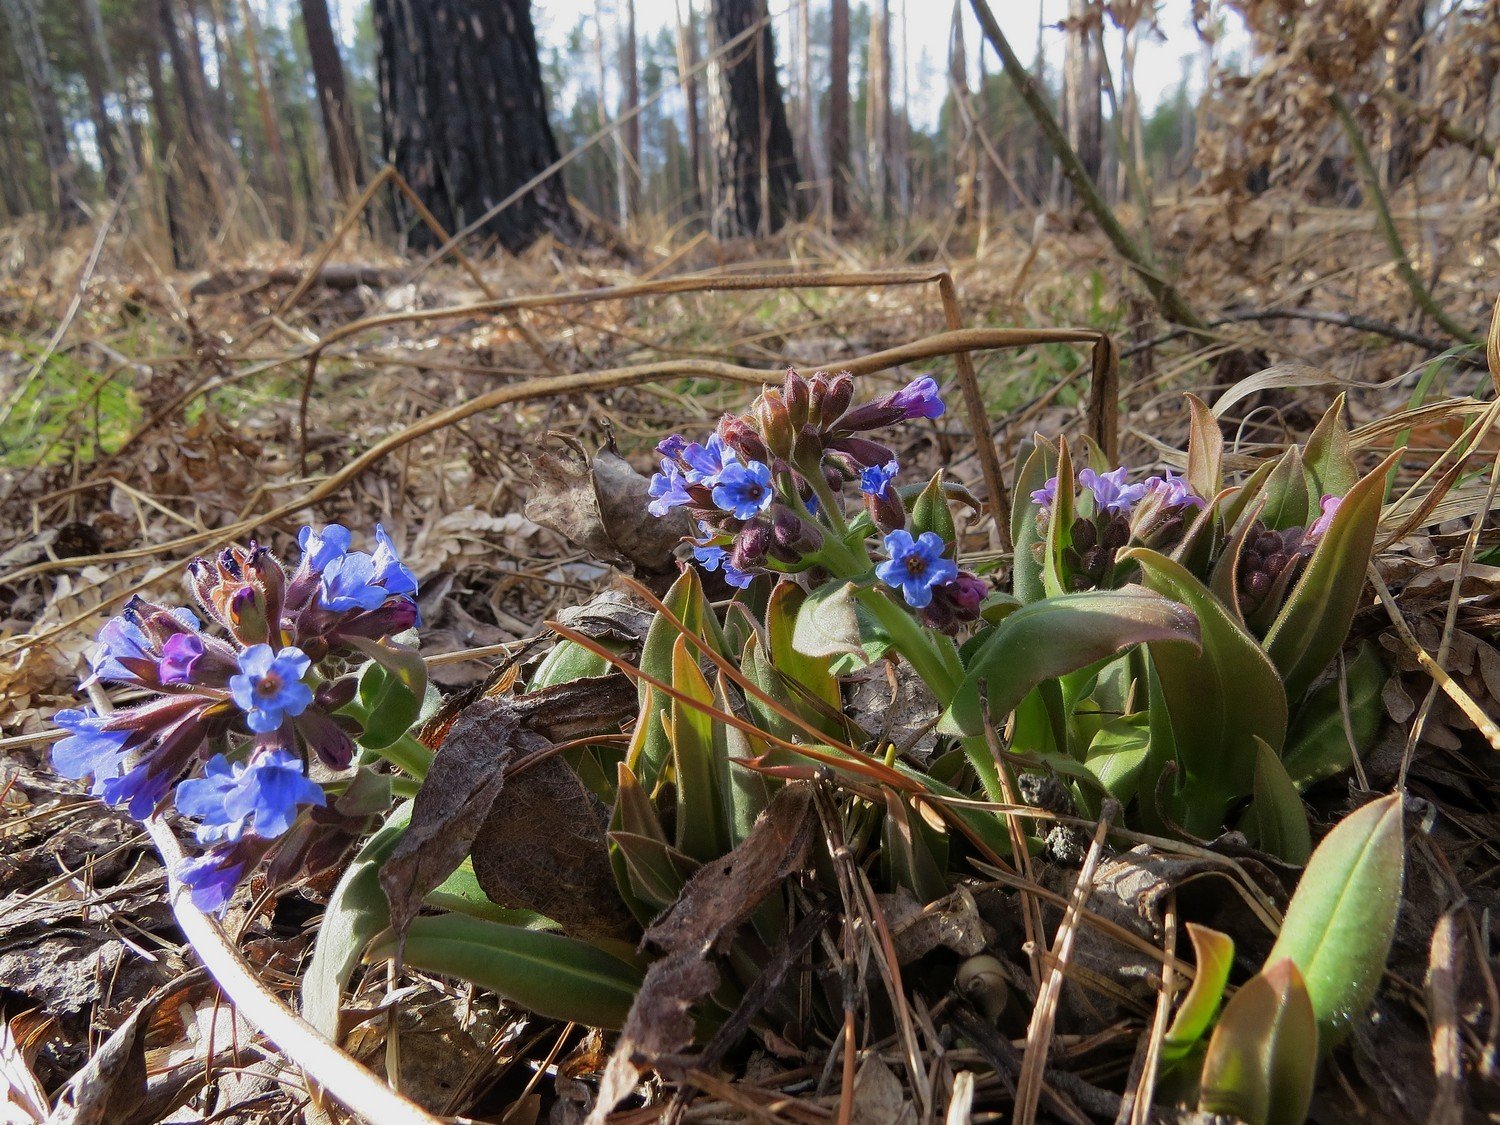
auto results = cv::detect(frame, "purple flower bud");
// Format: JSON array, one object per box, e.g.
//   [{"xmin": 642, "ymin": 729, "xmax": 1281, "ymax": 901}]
[
  {"xmin": 825, "ymin": 435, "xmax": 898, "ymax": 469},
  {"xmin": 752, "ymin": 390, "xmax": 795, "ymax": 459},
  {"xmin": 784, "ymin": 368, "xmax": 811, "ymax": 430},
  {"xmin": 732, "ymin": 521, "xmax": 772, "ymax": 569},
  {"xmin": 717, "ymin": 414, "xmax": 771, "ymax": 464},
  {"xmin": 946, "ymin": 572, "xmax": 988, "ymax": 615},
  {"xmin": 1030, "ymin": 476, "xmax": 1060, "ymax": 510},
  {"xmin": 809, "ymin": 371, "xmax": 854, "ymax": 428},
  {"xmin": 889, "ymin": 375, "xmax": 945, "ymax": 420},
  {"xmin": 1308, "ymin": 494, "xmax": 1341, "ymax": 541}
]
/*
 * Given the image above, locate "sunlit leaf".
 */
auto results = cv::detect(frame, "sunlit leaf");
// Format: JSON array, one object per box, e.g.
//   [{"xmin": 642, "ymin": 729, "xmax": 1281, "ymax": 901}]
[
  {"xmin": 528, "ymin": 638, "xmax": 613, "ymax": 691},
  {"xmin": 1247, "ymin": 737, "xmax": 1312, "ymax": 864},
  {"xmin": 1042, "ymin": 439, "xmax": 1077, "ymax": 599},
  {"xmin": 670, "ymin": 634, "xmax": 731, "ymax": 862},
  {"xmin": 1163, "ymin": 923, "xmax": 1235, "ymax": 1064},
  {"xmin": 1259, "ymin": 446, "xmax": 1310, "ymax": 531},
  {"xmin": 881, "ymin": 789, "xmax": 949, "ymax": 903},
  {"xmin": 1084, "ymin": 714, "xmax": 1151, "ymax": 803},
  {"xmin": 349, "ymin": 639, "xmax": 427, "ymax": 751},
  {"xmin": 911, "ymin": 470, "xmax": 956, "ymax": 544},
  {"xmin": 1198, "ymin": 959, "xmax": 1318, "ymax": 1125},
  {"xmin": 1301, "ymin": 393, "xmax": 1359, "ymax": 500},
  {"xmin": 1267, "ymin": 794, "xmax": 1405, "ymax": 1045},
  {"xmin": 1010, "ymin": 442, "xmax": 1056, "ymax": 604},
  {"xmin": 1185, "ymin": 393, "xmax": 1224, "ymax": 502}
]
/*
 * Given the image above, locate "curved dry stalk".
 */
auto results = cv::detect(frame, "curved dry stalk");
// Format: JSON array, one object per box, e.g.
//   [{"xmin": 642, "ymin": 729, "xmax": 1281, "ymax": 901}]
[{"xmin": 140, "ymin": 817, "xmax": 444, "ymax": 1125}]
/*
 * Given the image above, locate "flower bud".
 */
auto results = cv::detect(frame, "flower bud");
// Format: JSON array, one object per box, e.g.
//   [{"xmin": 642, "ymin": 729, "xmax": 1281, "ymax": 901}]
[
  {"xmin": 753, "ymin": 390, "xmax": 795, "ymax": 459},
  {"xmin": 810, "ymin": 371, "xmax": 854, "ymax": 429},
  {"xmin": 868, "ymin": 488, "xmax": 907, "ymax": 536},
  {"xmin": 732, "ymin": 521, "xmax": 772, "ymax": 569},
  {"xmin": 783, "ymin": 368, "xmax": 811, "ymax": 431},
  {"xmin": 228, "ymin": 585, "xmax": 270, "ymax": 646},
  {"xmin": 824, "ymin": 435, "xmax": 897, "ymax": 469},
  {"xmin": 718, "ymin": 414, "xmax": 771, "ymax": 464}
]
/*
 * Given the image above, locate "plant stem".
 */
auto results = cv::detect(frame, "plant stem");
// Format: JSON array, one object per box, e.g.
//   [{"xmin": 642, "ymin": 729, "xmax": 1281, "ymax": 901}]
[{"xmin": 1330, "ymin": 92, "xmax": 1480, "ymax": 347}]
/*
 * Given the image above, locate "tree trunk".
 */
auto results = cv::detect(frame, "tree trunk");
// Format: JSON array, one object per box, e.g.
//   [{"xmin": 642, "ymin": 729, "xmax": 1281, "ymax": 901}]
[
  {"xmin": 160, "ymin": 0, "xmax": 225, "ymax": 209},
  {"xmin": 866, "ymin": 0, "xmax": 891, "ymax": 219},
  {"xmin": 375, "ymin": 0, "xmax": 577, "ymax": 251},
  {"xmin": 0, "ymin": 72, "xmax": 37, "ymax": 216},
  {"xmin": 144, "ymin": 35, "xmax": 189, "ymax": 263},
  {"xmin": 673, "ymin": 0, "xmax": 706, "ymax": 212},
  {"xmin": 300, "ymin": 0, "xmax": 362, "ymax": 201},
  {"xmin": 1062, "ymin": 0, "xmax": 1103, "ymax": 189},
  {"xmin": 0, "ymin": 0, "xmax": 84, "ymax": 222},
  {"xmin": 1384, "ymin": 0, "xmax": 1424, "ymax": 187},
  {"xmin": 827, "ymin": 0, "xmax": 850, "ymax": 218},
  {"xmin": 237, "ymin": 0, "xmax": 297, "ymax": 222},
  {"xmin": 78, "ymin": 0, "xmax": 136, "ymax": 191},
  {"xmin": 619, "ymin": 0, "xmax": 640, "ymax": 223},
  {"xmin": 706, "ymin": 0, "xmax": 798, "ymax": 237}
]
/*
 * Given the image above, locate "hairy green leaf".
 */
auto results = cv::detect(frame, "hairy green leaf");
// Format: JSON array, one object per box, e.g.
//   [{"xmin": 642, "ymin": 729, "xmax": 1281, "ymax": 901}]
[
  {"xmin": 1283, "ymin": 644, "xmax": 1387, "ymax": 790},
  {"xmin": 1248, "ymin": 737, "xmax": 1312, "ymax": 864},
  {"xmin": 1198, "ymin": 959, "xmax": 1318, "ymax": 1125}
]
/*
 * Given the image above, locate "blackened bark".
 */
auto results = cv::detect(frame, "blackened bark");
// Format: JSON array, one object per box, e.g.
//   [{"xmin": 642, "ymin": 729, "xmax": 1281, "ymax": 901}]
[
  {"xmin": 707, "ymin": 0, "xmax": 798, "ymax": 238},
  {"xmin": 827, "ymin": 0, "xmax": 850, "ymax": 218},
  {"xmin": 374, "ymin": 0, "xmax": 578, "ymax": 252},
  {"xmin": 300, "ymin": 0, "xmax": 361, "ymax": 200},
  {"xmin": 0, "ymin": 0, "xmax": 84, "ymax": 222}
]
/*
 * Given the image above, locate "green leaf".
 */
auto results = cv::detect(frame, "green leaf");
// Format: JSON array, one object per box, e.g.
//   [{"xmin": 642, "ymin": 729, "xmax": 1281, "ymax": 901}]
[
  {"xmin": 1041, "ymin": 440, "xmax": 1077, "ymax": 599},
  {"xmin": 302, "ymin": 803, "xmax": 413, "ymax": 1038},
  {"xmin": 716, "ymin": 674, "xmax": 774, "ymax": 844},
  {"xmin": 608, "ymin": 762, "xmax": 671, "ymax": 925},
  {"xmin": 768, "ymin": 583, "xmax": 844, "ymax": 736},
  {"xmin": 670, "ymin": 635, "xmax": 731, "ymax": 862},
  {"xmin": 1267, "ymin": 793, "xmax": 1405, "ymax": 1045},
  {"xmin": 1010, "ymin": 442, "xmax": 1056, "ymax": 604},
  {"xmin": 1084, "ymin": 714, "xmax": 1151, "ymax": 803},
  {"xmin": 1282, "ymin": 644, "xmax": 1387, "ymax": 790},
  {"xmin": 1263, "ymin": 453, "xmax": 1398, "ymax": 703},
  {"xmin": 1301, "ymin": 394, "xmax": 1359, "ymax": 500},
  {"xmin": 1198, "ymin": 959, "xmax": 1318, "ymax": 1125},
  {"xmin": 366, "ymin": 913, "xmax": 644, "ymax": 1030},
  {"xmin": 528, "ymin": 639, "xmax": 613, "ymax": 691},
  {"xmin": 1126, "ymin": 549, "xmax": 1287, "ymax": 836},
  {"xmin": 427, "ymin": 861, "xmax": 551, "ymax": 927},
  {"xmin": 611, "ymin": 829, "xmax": 702, "ymax": 911},
  {"xmin": 791, "ymin": 579, "xmax": 865, "ymax": 662},
  {"xmin": 880, "ymin": 790, "xmax": 950, "ymax": 903},
  {"xmin": 939, "ymin": 586, "xmax": 1200, "ymax": 737},
  {"xmin": 1163, "ymin": 923, "xmax": 1235, "ymax": 1064},
  {"xmin": 350, "ymin": 640, "xmax": 427, "ymax": 751},
  {"xmin": 1259, "ymin": 447, "xmax": 1310, "ymax": 531},
  {"xmin": 911, "ymin": 470, "xmax": 957, "ymax": 544},
  {"xmin": 1185, "ymin": 393, "xmax": 1224, "ymax": 502},
  {"xmin": 1247, "ymin": 737, "xmax": 1312, "ymax": 864},
  {"xmin": 640, "ymin": 567, "xmax": 724, "ymax": 692}
]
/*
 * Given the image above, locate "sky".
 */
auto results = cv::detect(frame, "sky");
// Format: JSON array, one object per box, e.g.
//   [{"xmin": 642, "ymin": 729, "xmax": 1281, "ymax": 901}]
[{"xmin": 528, "ymin": 1, "xmax": 1248, "ymax": 131}]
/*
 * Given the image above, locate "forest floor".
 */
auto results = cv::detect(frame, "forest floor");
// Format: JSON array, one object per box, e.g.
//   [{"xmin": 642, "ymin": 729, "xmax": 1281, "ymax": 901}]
[{"xmin": 0, "ymin": 190, "xmax": 1497, "ymax": 1122}]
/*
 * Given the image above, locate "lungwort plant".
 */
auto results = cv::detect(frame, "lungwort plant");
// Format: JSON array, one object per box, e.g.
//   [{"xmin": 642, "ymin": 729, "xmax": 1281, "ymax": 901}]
[{"xmin": 52, "ymin": 369, "xmax": 1404, "ymax": 1118}]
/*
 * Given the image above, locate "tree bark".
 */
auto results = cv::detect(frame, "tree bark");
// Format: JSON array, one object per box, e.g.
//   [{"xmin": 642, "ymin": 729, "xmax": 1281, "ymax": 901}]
[
  {"xmin": 707, "ymin": 0, "xmax": 798, "ymax": 237},
  {"xmin": 866, "ymin": 0, "xmax": 891, "ymax": 218},
  {"xmin": 827, "ymin": 0, "xmax": 850, "ymax": 218},
  {"xmin": 236, "ymin": 0, "xmax": 296, "ymax": 221},
  {"xmin": 619, "ymin": 0, "xmax": 640, "ymax": 222},
  {"xmin": 375, "ymin": 0, "xmax": 578, "ymax": 251},
  {"xmin": 300, "ymin": 0, "xmax": 362, "ymax": 201},
  {"xmin": 159, "ymin": 0, "xmax": 225, "ymax": 209},
  {"xmin": 78, "ymin": 0, "xmax": 136, "ymax": 191},
  {"xmin": 143, "ymin": 34, "xmax": 189, "ymax": 263},
  {"xmin": 673, "ymin": 0, "xmax": 706, "ymax": 212},
  {"xmin": 0, "ymin": 0, "xmax": 84, "ymax": 222},
  {"xmin": 1062, "ymin": 0, "xmax": 1103, "ymax": 189}
]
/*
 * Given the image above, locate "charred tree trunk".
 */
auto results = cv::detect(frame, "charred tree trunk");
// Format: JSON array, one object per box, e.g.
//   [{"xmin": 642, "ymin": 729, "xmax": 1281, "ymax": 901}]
[
  {"xmin": 144, "ymin": 36, "xmax": 189, "ymax": 263},
  {"xmin": 0, "ymin": 0, "xmax": 84, "ymax": 222},
  {"xmin": 707, "ymin": 0, "xmax": 799, "ymax": 238},
  {"xmin": 1385, "ymin": 0, "xmax": 1425, "ymax": 188},
  {"xmin": 300, "ymin": 0, "xmax": 361, "ymax": 200},
  {"xmin": 828, "ymin": 0, "xmax": 850, "ymax": 218},
  {"xmin": 160, "ymin": 0, "xmax": 225, "ymax": 209}
]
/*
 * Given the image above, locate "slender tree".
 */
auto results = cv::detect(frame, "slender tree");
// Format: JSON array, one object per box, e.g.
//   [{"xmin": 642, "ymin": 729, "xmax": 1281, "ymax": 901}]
[
  {"xmin": 375, "ymin": 0, "xmax": 578, "ymax": 250},
  {"xmin": 828, "ymin": 0, "xmax": 850, "ymax": 218},
  {"xmin": 78, "ymin": 0, "xmax": 136, "ymax": 191},
  {"xmin": 866, "ymin": 0, "xmax": 891, "ymax": 218},
  {"xmin": 0, "ymin": 0, "xmax": 83, "ymax": 222},
  {"xmin": 619, "ymin": 0, "xmax": 640, "ymax": 222},
  {"xmin": 673, "ymin": 0, "xmax": 706, "ymax": 212},
  {"xmin": 301, "ymin": 0, "xmax": 362, "ymax": 200},
  {"xmin": 1062, "ymin": 0, "xmax": 1103, "ymax": 187},
  {"xmin": 706, "ymin": 0, "xmax": 798, "ymax": 237}
]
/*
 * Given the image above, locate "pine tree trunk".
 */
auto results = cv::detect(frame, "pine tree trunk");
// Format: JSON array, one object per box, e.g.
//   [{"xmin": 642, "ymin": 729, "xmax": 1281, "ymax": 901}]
[
  {"xmin": 0, "ymin": 0, "xmax": 84, "ymax": 222},
  {"xmin": 78, "ymin": 0, "xmax": 136, "ymax": 191},
  {"xmin": 1384, "ymin": 0, "xmax": 1424, "ymax": 187},
  {"xmin": 236, "ymin": 0, "xmax": 297, "ymax": 221},
  {"xmin": 620, "ymin": 0, "xmax": 640, "ymax": 222},
  {"xmin": 673, "ymin": 0, "xmax": 706, "ymax": 212},
  {"xmin": 1062, "ymin": 0, "xmax": 1103, "ymax": 188},
  {"xmin": 0, "ymin": 73, "xmax": 37, "ymax": 216},
  {"xmin": 375, "ymin": 0, "xmax": 578, "ymax": 251},
  {"xmin": 707, "ymin": 0, "xmax": 798, "ymax": 238},
  {"xmin": 866, "ymin": 0, "xmax": 891, "ymax": 219},
  {"xmin": 827, "ymin": 0, "xmax": 850, "ymax": 218},
  {"xmin": 301, "ymin": 0, "xmax": 362, "ymax": 200},
  {"xmin": 144, "ymin": 35, "xmax": 190, "ymax": 263},
  {"xmin": 160, "ymin": 0, "xmax": 225, "ymax": 209}
]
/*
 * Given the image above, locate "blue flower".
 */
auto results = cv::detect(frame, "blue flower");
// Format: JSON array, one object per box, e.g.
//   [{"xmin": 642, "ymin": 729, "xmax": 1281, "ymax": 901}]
[
  {"xmin": 875, "ymin": 530, "xmax": 959, "ymax": 609},
  {"xmin": 860, "ymin": 459, "xmax": 899, "ymax": 499},
  {"xmin": 656, "ymin": 434, "xmax": 688, "ymax": 460},
  {"xmin": 319, "ymin": 552, "xmax": 390, "ymax": 613},
  {"xmin": 52, "ymin": 708, "xmax": 131, "ymax": 794},
  {"xmin": 1143, "ymin": 470, "xmax": 1203, "ymax": 510},
  {"xmin": 372, "ymin": 525, "xmax": 419, "ymax": 599},
  {"xmin": 177, "ymin": 750, "xmax": 326, "ymax": 845},
  {"xmin": 89, "ymin": 602, "xmax": 200, "ymax": 684},
  {"xmin": 681, "ymin": 434, "xmax": 734, "ymax": 485},
  {"xmin": 1030, "ymin": 475, "xmax": 1060, "ymax": 509},
  {"xmin": 890, "ymin": 375, "xmax": 945, "ymax": 420},
  {"xmin": 648, "ymin": 459, "xmax": 693, "ymax": 517},
  {"xmin": 1080, "ymin": 467, "xmax": 1147, "ymax": 517},
  {"xmin": 723, "ymin": 564, "xmax": 756, "ymax": 589},
  {"xmin": 711, "ymin": 459, "xmax": 775, "ymax": 520},
  {"xmin": 177, "ymin": 852, "xmax": 247, "ymax": 915},
  {"xmin": 99, "ymin": 761, "xmax": 175, "ymax": 820},
  {"xmin": 230, "ymin": 645, "xmax": 313, "ymax": 734},
  {"xmin": 692, "ymin": 543, "xmax": 728, "ymax": 572},
  {"xmin": 298, "ymin": 524, "xmax": 353, "ymax": 573}
]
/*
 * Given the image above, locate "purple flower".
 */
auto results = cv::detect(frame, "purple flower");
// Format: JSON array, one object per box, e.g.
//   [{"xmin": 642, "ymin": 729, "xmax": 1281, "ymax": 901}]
[
  {"xmin": 52, "ymin": 708, "xmax": 131, "ymax": 794},
  {"xmin": 712, "ymin": 459, "xmax": 775, "ymax": 520},
  {"xmin": 177, "ymin": 750, "xmax": 326, "ymax": 846},
  {"xmin": 99, "ymin": 761, "xmax": 176, "ymax": 821},
  {"xmin": 681, "ymin": 434, "xmax": 735, "ymax": 485},
  {"xmin": 1080, "ymin": 467, "xmax": 1148, "ymax": 517},
  {"xmin": 230, "ymin": 645, "xmax": 313, "ymax": 734},
  {"xmin": 1030, "ymin": 475, "xmax": 1060, "ymax": 509},
  {"xmin": 889, "ymin": 375, "xmax": 945, "ymax": 420},
  {"xmin": 876, "ymin": 530, "xmax": 959, "ymax": 609},
  {"xmin": 860, "ymin": 459, "xmax": 899, "ymax": 500},
  {"xmin": 159, "ymin": 633, "xmax": 205, "ymax": 685},
  {"xmin": 298, "ymin": 524, "xmax": 352, "ymax": 573},
  {"xmin": 89, "ymin": 601, "xmax": 201, "ymax": 685},
  {"xmin": 1308, "ymin": 494, "xmax": 1341, "ymax": 541},
  {"xmin": 176, "ymin": 852, "xmax": 248, "ymax": 915},
  {"xmin": 657, "ymin": 434, "xmax": 688, "ymax": 460},
  {"xmin": 648, "ymin": 459, "xmax": 693, "ymax": 517},
  {"xmin": 1143, "ymin": 470, "xmax": 1204, "ymax": 510}
]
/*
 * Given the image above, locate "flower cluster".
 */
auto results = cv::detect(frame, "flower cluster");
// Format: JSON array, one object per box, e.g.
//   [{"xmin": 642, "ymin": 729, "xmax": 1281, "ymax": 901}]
[
  {"xmin": 1235, "ymin": 495, "xmax": 1341, "ymax": 617},
  {"xmin": 649, "ymin": 368, "xmax": 987, "ymax": 632},
  {"xmin": 1031, "ymin": 465, "xmax": 1206, "ymax": 590},
  {"xmin": 52, "ymin": 525, "xmax": 419, "ymax": 913}
]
